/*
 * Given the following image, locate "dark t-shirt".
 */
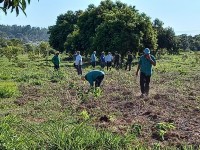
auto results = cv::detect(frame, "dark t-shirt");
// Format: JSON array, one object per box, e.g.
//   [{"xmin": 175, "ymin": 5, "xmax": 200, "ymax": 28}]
[
  {"xmin": 127, "ymin": 54, "xmax": 133, "ymax": 62},
  {"xmin": 115, "ymin": 54, "xmax": 120, "ymax": 61}
]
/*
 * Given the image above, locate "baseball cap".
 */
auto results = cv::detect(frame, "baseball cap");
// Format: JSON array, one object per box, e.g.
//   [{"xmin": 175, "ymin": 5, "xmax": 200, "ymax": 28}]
[{"xmin": 144, "ymin": 48, "xmax": 150, "ymax": 54}]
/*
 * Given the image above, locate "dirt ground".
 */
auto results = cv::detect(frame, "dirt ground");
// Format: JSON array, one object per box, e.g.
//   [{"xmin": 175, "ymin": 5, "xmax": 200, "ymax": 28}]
[{"xmin": 15, "ymin": 72, "xmax": 200, "ymax": 148}]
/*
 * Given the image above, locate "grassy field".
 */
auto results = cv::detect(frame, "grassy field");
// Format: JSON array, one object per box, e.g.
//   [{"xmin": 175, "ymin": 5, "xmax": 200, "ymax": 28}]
[{"xmin": 0, "ymin": 52, "xmax": 200, "ymax": 149}]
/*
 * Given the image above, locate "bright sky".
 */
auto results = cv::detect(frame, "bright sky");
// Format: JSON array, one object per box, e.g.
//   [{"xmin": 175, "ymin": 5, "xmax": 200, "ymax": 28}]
[{"xmin": 0, "ymin": 0, "xmax": 200, "ymax": 36}]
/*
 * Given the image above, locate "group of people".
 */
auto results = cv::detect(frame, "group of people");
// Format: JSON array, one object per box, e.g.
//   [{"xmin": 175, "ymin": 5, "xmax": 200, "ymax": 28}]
[
  {"xmin": 52, "ymin": 48, "xmax": 156, "ymax": 97},
  {"xmin": 91, "ymin": 51, "xmax": 134, "ymax": 71}
]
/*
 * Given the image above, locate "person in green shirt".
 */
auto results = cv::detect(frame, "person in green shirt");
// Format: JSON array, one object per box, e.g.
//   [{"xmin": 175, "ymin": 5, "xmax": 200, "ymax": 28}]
[
  {"xmin": 125, "ymin": 51, "xmax": 133, "ymax": 71},
  {"xmin": 82, "ymin": 70, "xmax": 105, "ymax": 88},
  {"xmin": 52, "ymin": 51, "xmax": 60, "ymax": 70},
  {"xmin": 136, "ymin": 48, "xmax": 156, "ymax": 97}
]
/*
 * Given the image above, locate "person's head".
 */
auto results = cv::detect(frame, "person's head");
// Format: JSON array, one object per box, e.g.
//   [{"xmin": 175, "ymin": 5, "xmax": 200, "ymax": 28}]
[
  {"xmin": 81, "ymin": 75, "xmax": 85, "ymax": 81},
  {"xmin": 108, "ymin": 52, "xmax": 111, "ymax": 55},
  {"xmin": 143, "ymin": 48, "xmax": 150, "ymax": 55},
  {"xmin": 77, "ymin": 51, "xmax": 80, "ymax": 55},
  {"xmin": 127, "ymin": 51, "xmax": 130, "ymax": 54},
  {"xmin": 93, "ymin": 51, "xmax": 96, "ymax": 54},
  {"xmin": 115, "ymin": 51, "xmax": 118, "ymax": 54},
  {"xmin": 55, "ymin": 51, "xmax": 60, "ymax": 55}
]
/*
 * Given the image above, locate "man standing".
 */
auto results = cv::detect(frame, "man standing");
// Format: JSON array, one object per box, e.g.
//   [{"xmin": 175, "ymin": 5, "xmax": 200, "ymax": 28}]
[
  {"xmin": 73, "ymin": 51, "xmax": 77, "ymax": 68},
  {"xmin": 100, "ymin": 51, "xmax": 106, "ymax": 69},
  {"xmin": 114, "ymin": 51, "xmax": 120, "ymax": 69},
  {"xmin": 83, "ymin": 70, "xmax": 105, "ymax": 88},
  {"xmin": 105, "ymin": 52, "xmax": 113, "ymax": 71},
  {"xmin": 52, "ymin": 51, "xmax": 60, "ymax": 71},
  {"xmin": 136, "ymin": 48, "xmax": 156, "ymax": 97},
  {"xmin": 91, "ymin": 51, "xmax": 97, "ymax": 68},
  {"xmin": 125, "ymin": 51, "xmax": 133, "ymax": 71},
  {"xmin": 75, "ymin": 51, "xmax": 83, "ymax": 75}
]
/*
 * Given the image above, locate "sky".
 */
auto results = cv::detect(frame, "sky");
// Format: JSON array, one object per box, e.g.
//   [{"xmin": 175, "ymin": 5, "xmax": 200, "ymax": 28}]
[{"xmin": 0, "ymin": 0, "xmax": 200, "ymax": 36}]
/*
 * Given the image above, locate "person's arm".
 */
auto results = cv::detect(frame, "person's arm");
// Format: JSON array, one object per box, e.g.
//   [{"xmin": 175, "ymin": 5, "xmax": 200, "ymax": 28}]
[
  {"xmin": 52, "ymin": 56, "xmax": 55, "ymax": 64},
  {"xmin": 136, "ymin": 57, "xmax": 142, "ymax": 76},
  {"xmin": 146, "ymin": 55, "xmax": 156, "ymax": 66},
  {"xmin": 87, "ymin": 78, "xmax": 94, "ymax": 86},
  {"xmin": 59, "ymin": 57, "xmax": 61, "ymax": 63}
]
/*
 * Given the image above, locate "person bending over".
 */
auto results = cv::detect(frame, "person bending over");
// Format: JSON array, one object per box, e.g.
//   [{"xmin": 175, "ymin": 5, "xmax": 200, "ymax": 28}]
[{"xmin": 82, "ymin": 70, "xmax": 105, "ymax": 88}]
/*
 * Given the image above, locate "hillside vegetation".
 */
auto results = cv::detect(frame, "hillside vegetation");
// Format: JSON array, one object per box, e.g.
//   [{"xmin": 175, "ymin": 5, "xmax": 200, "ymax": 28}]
[
  {"xmin": 0, "ymin": 24, "xmax": 49, "ymax": 43},
  {"xmin": 0, "ymin": 52, "xmax": 200, "ymax": 149}
]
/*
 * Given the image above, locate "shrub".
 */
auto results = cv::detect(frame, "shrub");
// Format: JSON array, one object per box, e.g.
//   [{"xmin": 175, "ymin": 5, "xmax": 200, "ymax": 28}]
[{"xmin": 0, "ymin": 82, "xmax": 20, "ymax": 98}]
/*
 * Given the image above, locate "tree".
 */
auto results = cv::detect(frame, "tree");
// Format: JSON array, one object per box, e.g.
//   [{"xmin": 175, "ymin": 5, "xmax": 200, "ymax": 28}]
[
  {"xmin": 153, "ymin": 19, "xmax": 177, "ymax": 54},
  {"xmin": 39, "ymin": 42, "xmax": 50, "ymax": 57},
  {"xmin": 76, "ymin": 0, "xmax": 157, "ymax": 56},
  {"xmin": 48, "ymin": 10, "xmax": 83, "ymax": 52},
  {"xmin": 0, "ymin": 0, "xmax": 39, "ymax": 16},
  {"xmin": 176, "ymin": 34, "xmax": 189, "ymax": 50}
]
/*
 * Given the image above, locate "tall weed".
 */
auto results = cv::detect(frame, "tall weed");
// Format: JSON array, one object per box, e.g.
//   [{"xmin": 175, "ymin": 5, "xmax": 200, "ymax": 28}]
[{"xmin": 0, "ymin": 82, "xmax": 20, "ymax": 98}]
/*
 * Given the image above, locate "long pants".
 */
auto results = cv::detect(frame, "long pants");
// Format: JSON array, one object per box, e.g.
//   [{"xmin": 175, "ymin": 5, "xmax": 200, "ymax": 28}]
[
  {"xmin": 54, "ymin": 64, "xmax": 59, "ymax": 70},
  {"xmin": 114, "ymin": 60, "xmax": 120, "ymax": 69},
  {"xmin": 140, "ymin": 72, "xmax": 151, "ymax": 94},
  {"xmin": 125, "ymin": 61, "xmax": 132, "ymax": 71},
  {"xmin": 95, "ymin": 75, "xmax": 104, "ymax": 87},
  {"xmin": 91, "ymin": 61, "xmax": 96, "ymax": 68},
  {"xmin": 101, "ymin": 62, "xmax": 106, "ymax": 68},
  {"xmin": 107, "ymin": 61, "xmax": 112, "ymax": 71},
  {"xmin": 76, "ymin": 65, "xmax": 82, "ymax": 75}
]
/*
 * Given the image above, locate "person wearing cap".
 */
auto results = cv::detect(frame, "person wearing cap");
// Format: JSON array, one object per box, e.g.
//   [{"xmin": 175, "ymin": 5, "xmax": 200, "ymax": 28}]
[
  {"xmin": 52, "ymin": 51, "xmax": 60, "ymax": 70},
  {"xmin": 136, "ymin": 48, "xmax": 156, "ymax": 97},
  {"xmin": 82, "ymin": 70, "xmax": 105, "ymax": 88}
]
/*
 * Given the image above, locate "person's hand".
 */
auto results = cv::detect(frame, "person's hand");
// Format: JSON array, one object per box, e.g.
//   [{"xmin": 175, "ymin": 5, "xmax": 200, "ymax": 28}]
[{"xmin": 145, "ymin": 54, "xmax": 150, "ymax": 60}]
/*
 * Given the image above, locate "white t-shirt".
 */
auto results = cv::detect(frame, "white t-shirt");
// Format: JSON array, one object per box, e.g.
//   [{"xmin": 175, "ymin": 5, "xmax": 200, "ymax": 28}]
[
  {"xmin": 75, "ymin": 54, "xmax": 82, "ymax": 65},
  {"xmin": 105, "ymin": 54, "xmax": 113, "ymax": 62}
]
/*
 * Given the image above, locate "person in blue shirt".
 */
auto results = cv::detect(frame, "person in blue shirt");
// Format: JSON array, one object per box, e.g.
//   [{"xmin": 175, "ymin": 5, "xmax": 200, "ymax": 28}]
[
  {"xmin": 83, "ymin": 70, "xmax": 105, "ymax": 88},
  {"xmin": 100, "ymin": 51, "xmax": 106, "ymax": 69},
  {"xmin": 91, "ymin": 51, "xmax": 97, "ymax": 68},
  {"xmin": 136, "ymin": 48, "xmax": 156, "ymax": 97}
]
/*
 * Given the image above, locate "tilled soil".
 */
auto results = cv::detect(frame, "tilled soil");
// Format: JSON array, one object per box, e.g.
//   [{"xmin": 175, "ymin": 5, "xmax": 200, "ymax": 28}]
[{"xmin": 15, "ymin": 77, "xmax": 200, "ymax": 147}]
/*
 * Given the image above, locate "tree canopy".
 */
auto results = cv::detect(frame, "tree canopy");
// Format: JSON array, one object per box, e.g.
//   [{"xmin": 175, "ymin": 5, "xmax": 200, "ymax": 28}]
[{"xmin": 49, "ymin": 0, "xmax": 158, "ymax": 56}]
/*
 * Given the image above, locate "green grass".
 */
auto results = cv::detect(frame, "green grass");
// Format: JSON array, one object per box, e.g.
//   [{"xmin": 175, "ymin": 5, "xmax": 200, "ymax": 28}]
[
  {"xmin": 0, "ymin": 52, "xmax": 200, "ymax": 149},
  {"xmin": 0, "ymin": 81, "xmax": 20, "ymax": 98}
]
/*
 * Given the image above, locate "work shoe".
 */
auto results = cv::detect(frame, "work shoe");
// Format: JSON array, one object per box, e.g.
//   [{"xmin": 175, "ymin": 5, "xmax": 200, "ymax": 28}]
[{"xmin": 140, "ymin": 93, "xmax": 145, "ymax": 98}]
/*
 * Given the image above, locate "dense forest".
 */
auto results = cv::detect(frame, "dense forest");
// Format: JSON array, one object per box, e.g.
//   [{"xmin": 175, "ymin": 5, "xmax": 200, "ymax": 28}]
[{"xmin": 0, "ymin": 24, "xmax": 49, "ymax": 43}]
